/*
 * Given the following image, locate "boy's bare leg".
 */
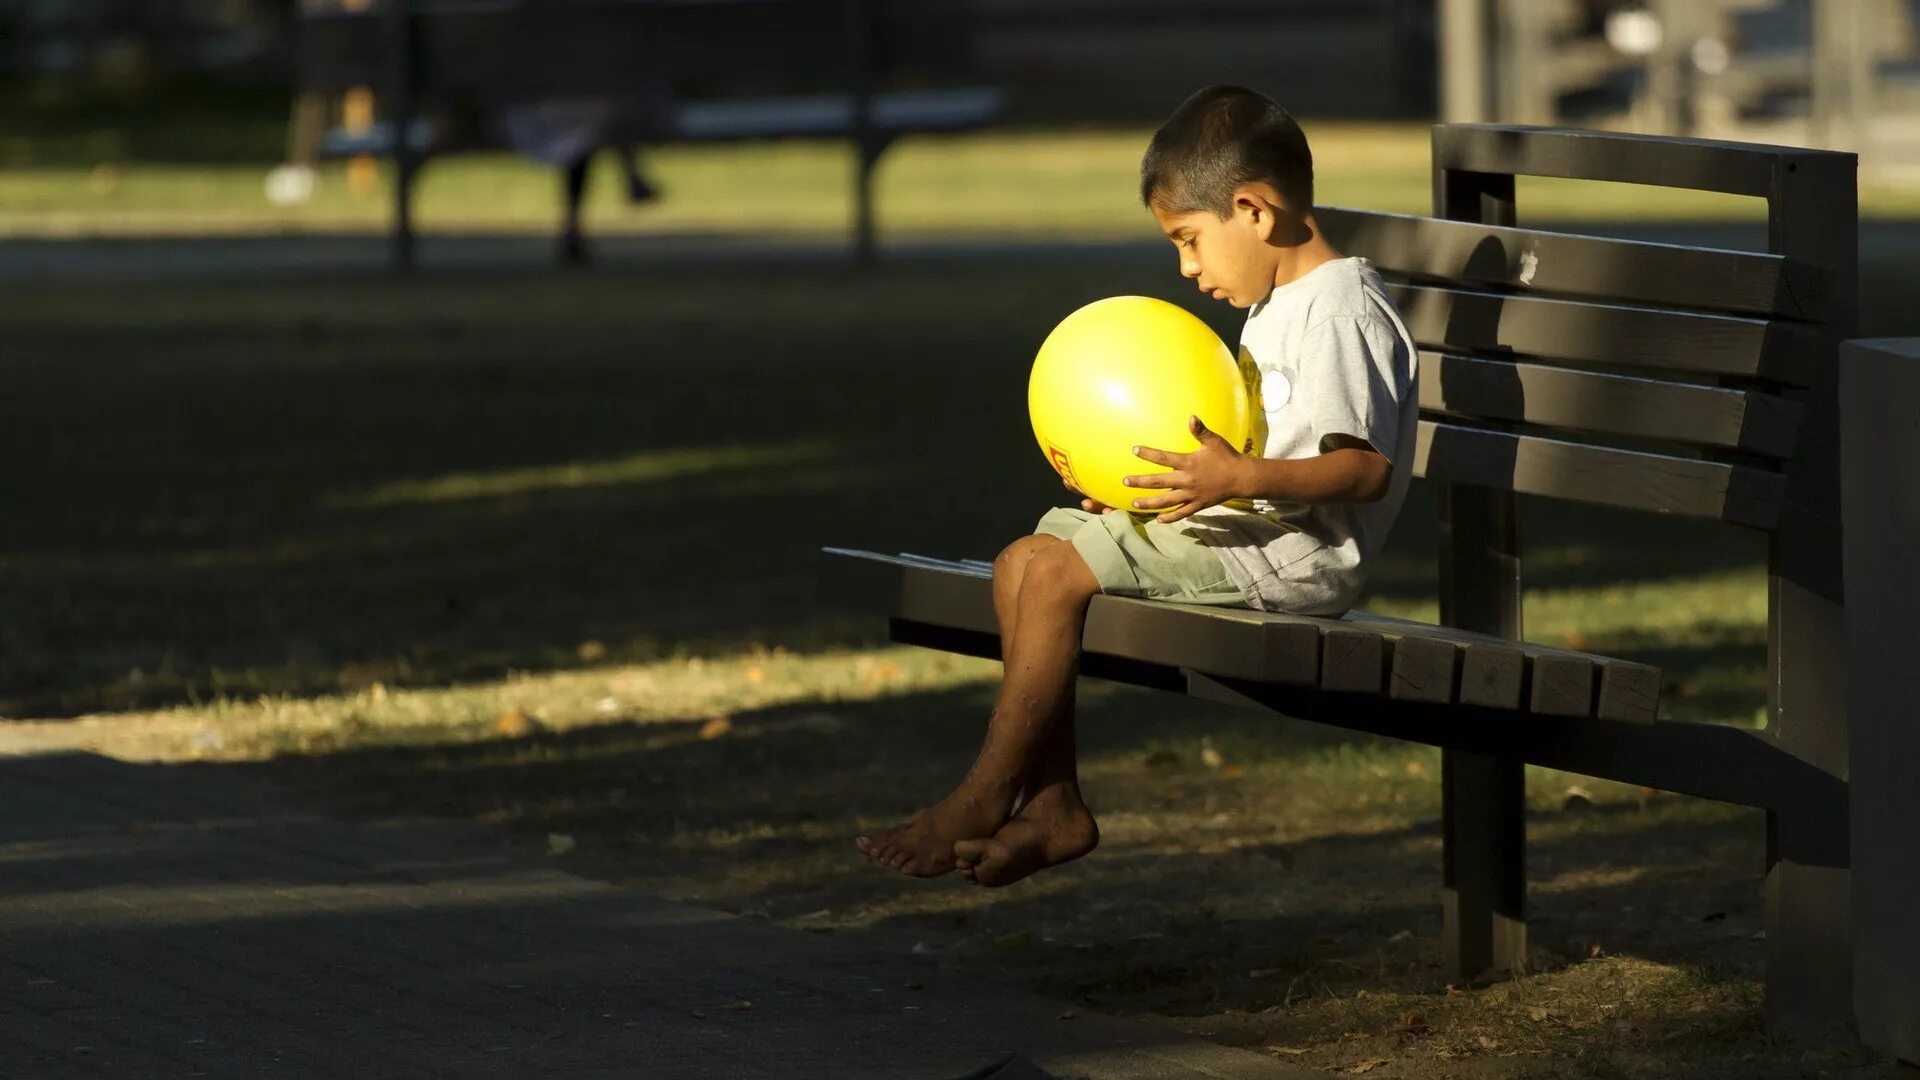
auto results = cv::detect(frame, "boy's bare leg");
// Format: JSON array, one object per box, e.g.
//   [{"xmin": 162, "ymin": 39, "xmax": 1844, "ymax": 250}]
[
  {"xmin": 954, "ymin": 544, "xmax": 1100, "ymax": 887},
  {"xmin": 855, "ymin": 537, "xmax": 1099, "ymax": 876}
]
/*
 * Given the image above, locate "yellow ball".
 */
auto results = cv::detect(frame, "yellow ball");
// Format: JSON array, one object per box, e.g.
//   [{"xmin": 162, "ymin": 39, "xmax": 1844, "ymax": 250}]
[{"xmin": 1029, "ymin": 296, "xmax": 1252, "ymax": 515}]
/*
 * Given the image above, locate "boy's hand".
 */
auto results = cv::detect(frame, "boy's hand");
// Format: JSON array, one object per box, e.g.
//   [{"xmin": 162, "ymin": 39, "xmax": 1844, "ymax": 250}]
[
  {"xmin": 1062, "ymin": 477, "xmax": 1116, "ymax": 514},
  {"xmin": 1125, "ymin": 414, "xmax": 1250, "ymax": 524}
]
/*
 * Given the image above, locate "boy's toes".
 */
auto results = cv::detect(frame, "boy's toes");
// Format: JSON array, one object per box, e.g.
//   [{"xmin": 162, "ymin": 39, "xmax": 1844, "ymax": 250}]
[{"xmin": 953, "ymin": 838, "xmax": 987, "ymax": 865}]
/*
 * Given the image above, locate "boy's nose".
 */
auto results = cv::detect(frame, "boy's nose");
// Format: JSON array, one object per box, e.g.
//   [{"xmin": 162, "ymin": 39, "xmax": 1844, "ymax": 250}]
[{"xmin": 1180, "ymin": 259, "xmax": 1200, "ymax": 279}]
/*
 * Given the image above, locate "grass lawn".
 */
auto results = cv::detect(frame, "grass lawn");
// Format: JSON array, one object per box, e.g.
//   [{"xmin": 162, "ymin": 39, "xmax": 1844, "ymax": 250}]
[
  {"xmin": 4, "ymin": 253, "xmax": 1908, "ymax": 1078},
  {"xmin": 7, "ymin": 122, "xmax": 1920, "ymax": 241}
]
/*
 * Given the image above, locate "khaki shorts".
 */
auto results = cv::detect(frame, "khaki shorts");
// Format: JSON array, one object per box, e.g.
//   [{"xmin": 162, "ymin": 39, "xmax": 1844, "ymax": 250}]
[{"xmin": 1034, "ymin": 507, "xmax": 1251, "ymax": 607}]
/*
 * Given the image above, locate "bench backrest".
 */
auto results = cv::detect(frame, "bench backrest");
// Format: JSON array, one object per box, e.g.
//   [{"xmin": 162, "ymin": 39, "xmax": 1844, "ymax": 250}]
[
  {"xmin": 1317, "ymin": 125, "xmax": 1853, "ymax": 532},
  {"xmin": 1321, "ymin": 124, "xmax": 1857, "ymax": 784},
  {"xmin": 295, "ymin": 0, "xmax": 980, "ymax": 99}
]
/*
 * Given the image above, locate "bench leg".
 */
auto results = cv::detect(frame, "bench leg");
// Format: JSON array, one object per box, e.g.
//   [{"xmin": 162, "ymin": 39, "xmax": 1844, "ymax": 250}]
[
  {"xmin": 393, "ymin": 154, "xmax": 418, "ymax": 272},
  {"xmin": 560, "ymin": 155, "xmax": 591, "ymax": 266},
  {"xmin": 385, "ymin": 0, "xmax": 419, "ymax": 272},
  {"xmin": 853, "ymin": 134, "xmax": 894, "ymax": 267},
  {"xmin": 1442, "ymin": 748, "xmax": 1526, "ymax": 981},
  {"xmin": 1763, "ymin": 826, "xmax": 1852, "ymax": 1032}
]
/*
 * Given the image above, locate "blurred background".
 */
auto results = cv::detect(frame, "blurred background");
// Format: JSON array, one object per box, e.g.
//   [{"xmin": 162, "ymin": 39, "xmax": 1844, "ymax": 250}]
[
  {"xmin": 1, "ymin": 8, "xmax": 1914, "ymax": 1070},
  {"xmin": 2, "ymin": 0, "xmax": 1917, "ymax": 249}
]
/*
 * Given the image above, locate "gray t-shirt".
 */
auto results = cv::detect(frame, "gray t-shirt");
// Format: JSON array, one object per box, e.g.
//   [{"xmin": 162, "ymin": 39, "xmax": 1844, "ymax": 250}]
[{"xmin": 1187, "ymin": 257, "xmax": 1419, "ymax": 615}]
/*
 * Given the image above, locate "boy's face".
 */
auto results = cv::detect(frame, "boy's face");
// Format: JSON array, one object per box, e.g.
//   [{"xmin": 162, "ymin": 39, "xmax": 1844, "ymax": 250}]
[{"xmin": 1150, "ymin": 184, "xmax": 1290, "ymax": 309}]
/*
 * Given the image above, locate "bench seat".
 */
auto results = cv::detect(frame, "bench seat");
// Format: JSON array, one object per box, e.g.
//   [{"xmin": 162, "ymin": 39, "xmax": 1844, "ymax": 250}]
[{"xmin": 821, "ymin": 548, "xmax": 1661, "ymax": 723}]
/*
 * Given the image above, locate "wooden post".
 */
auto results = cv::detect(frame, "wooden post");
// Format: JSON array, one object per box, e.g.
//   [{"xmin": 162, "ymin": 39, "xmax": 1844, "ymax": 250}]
[
  {"xmin": 1840, "ymin": 338, "xmax": 1920, "ymax": 1065},
  {"xmin": 385, "ymin": 0, "xmax": 419, "ymax": 271},
  {"xmin": 1762, "ymin": 148, "xmax": 1858, "ymax": 1031},
  {"xmin": 1434, "ymin": 152, "xmax": 1526, "ymax": 981},
  {"xmin": 1810, "ymin": 0, "xmax": 1874, "ymax": 152},
  {"xmin": 1494, "ymin": 0, "xmax": 1552, "ymax": 125},
  {"xmin": 285, "ymin": 93, "xmax": 327, "ymax": 168},
  {"xmin": 848, "ymin": 0, "xmax": 880, "ymax": 266},
  {"xmin": 1438, "ymin": 0, "xmax": 1491, "ymax": 124}
]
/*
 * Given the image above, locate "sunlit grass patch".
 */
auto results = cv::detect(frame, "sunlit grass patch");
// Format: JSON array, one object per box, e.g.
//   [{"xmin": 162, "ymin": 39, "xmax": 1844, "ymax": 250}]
[
  {"xmin": 27, "ymin": 641, "xmax": 998, "ymax": 763},
  {"xmin": 5, "ymin": 122, "xmax": 1916, "ymax": 241},
  {"xmin": 331, "ymin": 440, "xmax": 836, "ymax": 507}
]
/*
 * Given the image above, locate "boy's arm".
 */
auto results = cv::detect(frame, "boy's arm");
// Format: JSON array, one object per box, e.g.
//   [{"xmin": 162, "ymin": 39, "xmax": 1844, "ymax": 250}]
[
  {"xmin": 1126, "ymin": 419, "xmax": 1391, "ymax": 523},
  {"xmin": 1237, "ymin": 434, "xmax": 1391, "ymax": 506}
]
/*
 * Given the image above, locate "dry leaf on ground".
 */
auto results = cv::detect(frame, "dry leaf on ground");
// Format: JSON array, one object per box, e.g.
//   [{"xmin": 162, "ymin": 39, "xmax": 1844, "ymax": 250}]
[
  {"xmin": 495, "ymin": 708, "xmax": 540, "ymax": 738},
  {"xmin": 1200, "ymin": 738, "xmax": 1225, "ymax": 769}
]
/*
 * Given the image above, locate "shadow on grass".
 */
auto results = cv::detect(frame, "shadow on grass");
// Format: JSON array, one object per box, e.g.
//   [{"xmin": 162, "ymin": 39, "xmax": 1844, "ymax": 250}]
[{"xmin": 1, "ymin": 247, "xmax": 1849, "ymax": 722}]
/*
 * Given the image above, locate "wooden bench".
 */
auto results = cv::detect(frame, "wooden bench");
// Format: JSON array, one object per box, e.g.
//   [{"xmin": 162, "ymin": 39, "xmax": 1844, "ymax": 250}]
[
  {"xmin": 820, "ymin": 124, "xmax": 1909, "ymax": 1046},
  {"xmin": 288, "ymin": 0, "xmax": 1002, "ymax": 267}
]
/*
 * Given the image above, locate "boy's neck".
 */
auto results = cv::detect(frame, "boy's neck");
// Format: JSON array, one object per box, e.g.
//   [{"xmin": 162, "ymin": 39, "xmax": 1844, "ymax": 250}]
[{"xmin": 1268, "ymin": 221, "xmax": 1342, "ymax": 292}]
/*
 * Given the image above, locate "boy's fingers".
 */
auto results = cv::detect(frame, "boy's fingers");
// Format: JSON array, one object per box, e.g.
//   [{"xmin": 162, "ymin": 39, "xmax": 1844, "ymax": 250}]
[
  {"xmin": 1132, "ymin": 445, "xmax": 1181, "ymax": 466},
  {"xmin": 1130, "ymin": 490, "xmax": 1187, "ymax": 511},
  {"xmin": 1124, "ymin": 472, "xmax": 1183, "ymax": 491},
  {"xmin": 1159, "ymin": 491, "xmax": 1227, "ymax": 523},
  {"xmin": 1156, "ymin": 497, "xmax": 1208, "ymax": 523}
]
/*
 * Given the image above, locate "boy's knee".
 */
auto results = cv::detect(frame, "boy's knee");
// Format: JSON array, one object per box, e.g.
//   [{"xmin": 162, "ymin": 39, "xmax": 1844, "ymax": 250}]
[
  {"xmin": 1019, "ymin": 541, "xmax": 1101, "ymax": 605},
  {"xmin": 994, "ymin": 534, "xmax": 1062, "ymax": 583}
]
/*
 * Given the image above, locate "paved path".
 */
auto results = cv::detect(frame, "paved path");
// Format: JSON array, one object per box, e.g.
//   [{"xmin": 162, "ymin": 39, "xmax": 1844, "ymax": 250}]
[{"xmin": 0, "ymin": 751, "xmax": 1315, "ymax": 1080}]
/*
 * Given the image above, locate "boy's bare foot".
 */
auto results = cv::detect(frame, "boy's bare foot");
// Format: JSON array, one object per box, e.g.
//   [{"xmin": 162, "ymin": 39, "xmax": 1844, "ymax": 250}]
[
  {"xmin": 952, "ymin": 788, "xmax": 1098, "ymax": 887},
  {"xmin": 854, "ymin": 786, "xmax": 1011, "ymax": 877}
]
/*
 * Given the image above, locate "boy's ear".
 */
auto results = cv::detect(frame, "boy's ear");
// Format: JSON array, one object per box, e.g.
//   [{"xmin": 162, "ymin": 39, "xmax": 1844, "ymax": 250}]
[{"xmin": 1233, "ymin": 184, "xmax": 1285, "ymax": 242}]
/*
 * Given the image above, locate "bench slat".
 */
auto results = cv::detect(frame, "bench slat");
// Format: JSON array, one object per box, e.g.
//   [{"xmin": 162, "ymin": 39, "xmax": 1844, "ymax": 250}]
[
  {"xmin": 1347, "ymin": 611, "xmax": 1657, "ymax": 722},
  {"xmin": 1598, "ymin": 663, "xmax": 1665, "ymax": 724},
  {"xmin": 1318, "ymin": 206, "xmax": 1831, "ymax": 321},
  {"xmin": 1530, "ymin": 654, "xmax": 1597, "ymax": 717},
  {"xmin": 1418, "ymin": 351, "xmax": 1804, "ymax": 459},
  {"xmin": 1392, "ymin": 283, "xmax": 1817, "ymax": 386},
  {"xmin": 1414, "ymin": 419, "xmax": 1787, "ymax": 528},
  {"xmin": 1387, "ymin": 635, "xmax": 1460, "ymax": 705},
  {"xmin": 1432, "ymin": 123, "xmax": 1850, "ymax": 200},
  {"xmin": 1320, "ymin": 627, "xmax": 1386, "ymax": 693},
  {"xmin": 673, "ymin": 89, "xmax": 1004, "ymax": 141},
  {"xmin": 1459, "ymin": 644, "xmax": 1528, "ymax": 711}
]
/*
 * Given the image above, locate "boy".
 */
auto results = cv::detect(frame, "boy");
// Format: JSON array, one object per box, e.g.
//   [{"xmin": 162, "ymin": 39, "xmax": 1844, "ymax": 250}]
[{"xmin": 855, "ymin": 85, "xmax": 1419, "ymax": 886}]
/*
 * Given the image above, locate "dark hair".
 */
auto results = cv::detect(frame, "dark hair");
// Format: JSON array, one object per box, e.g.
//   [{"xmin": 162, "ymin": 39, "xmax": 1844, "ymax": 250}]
[{"xmin": 1139, "ymin": 85, "xmax": 1313, "ymax": 217}]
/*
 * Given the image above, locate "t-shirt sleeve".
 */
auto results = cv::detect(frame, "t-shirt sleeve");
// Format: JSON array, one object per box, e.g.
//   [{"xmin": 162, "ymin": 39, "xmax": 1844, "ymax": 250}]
[{"xmin": 1298, "ymin": 315, "xmax": 1410, "ymax": 465}]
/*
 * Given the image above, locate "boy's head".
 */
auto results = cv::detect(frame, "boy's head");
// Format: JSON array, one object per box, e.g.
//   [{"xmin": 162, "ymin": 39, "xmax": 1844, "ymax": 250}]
[{"xmin": 1140, "ymin": 85, "xmax": 1314, "ymax": 309}]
